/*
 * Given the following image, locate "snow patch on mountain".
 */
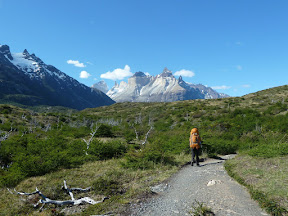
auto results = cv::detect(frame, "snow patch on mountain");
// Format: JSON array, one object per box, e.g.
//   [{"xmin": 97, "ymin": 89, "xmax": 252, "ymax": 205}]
[{"xmin": 10, "ymin": 52, "xmax": 41, "ymax": 76}]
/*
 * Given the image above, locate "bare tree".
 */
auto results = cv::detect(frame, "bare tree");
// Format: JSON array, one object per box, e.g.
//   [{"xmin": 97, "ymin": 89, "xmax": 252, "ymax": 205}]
[
  {"xmin": 83, "ymin": 123, "xmax": 100, "ymax": 154},
  {"xmin": 141, "ymin": 126, "xmax": 153, "ymax": 145},
  {"xmin": 129, "ymin": 123, "xmax": 139, "ymax": 140},
  {"xmin": 21, "ymin": 113, "xmax": 27, "ymax": 120},
  {"xmin": 0, "ymin": 126, "xmax": 14, "ymax": 145},
  {"xmin": 141, "ymin": 117, "xmax": 154, "ymax": 145},
  {"xmin": 8, "ymin": 180, "xmax": 107, "ymax": 211}
]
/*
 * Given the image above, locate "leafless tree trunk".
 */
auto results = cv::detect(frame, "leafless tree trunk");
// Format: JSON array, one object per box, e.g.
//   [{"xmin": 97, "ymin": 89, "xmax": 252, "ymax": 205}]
[
  {"xmin": 83, "ymin": 124, "xmax": 100, "ymax": 154},
  {"xmin": 21, "ymin": 113, "xmax": 26, "ymax": 120},
  {"xmin": 0, "ymin": 126, "xmax": 13, "ymax": 144},
  {"xmin": 141, "ymin": 126, "xmax": 153, "ymax": 145},
  {"xmin": 129, "ymin": 123, "xmax": 139, "ymax": 140}
]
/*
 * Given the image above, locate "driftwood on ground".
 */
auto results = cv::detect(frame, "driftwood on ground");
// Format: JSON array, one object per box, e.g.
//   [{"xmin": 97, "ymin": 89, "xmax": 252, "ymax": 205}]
[{"xmin": 8, "ymin": 180, "xmax": 107, "ymax": 211}]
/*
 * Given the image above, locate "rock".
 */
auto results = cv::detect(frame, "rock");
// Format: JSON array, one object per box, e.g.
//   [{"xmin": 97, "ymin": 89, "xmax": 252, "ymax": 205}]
[
  {"xmin": 207, "ymin": 180, "xmax": 223, "ymax": 186},
  {"xmin": 150, "ymin": 183, "xmax": 169, "ymax": 193}
]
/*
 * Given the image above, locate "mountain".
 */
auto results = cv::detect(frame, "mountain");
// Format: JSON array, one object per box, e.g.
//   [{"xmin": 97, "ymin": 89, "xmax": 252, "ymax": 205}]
[
  {"xmin": 0, "ymin": 44, "xmax": 115, "ymax": 110},
  {"xmin": 106, "ymin": 68, "xmax": 229, "ymax": 102},
  {"xmin": 92, "ymin": 80, "xmax": 109, "ymax": 93}
]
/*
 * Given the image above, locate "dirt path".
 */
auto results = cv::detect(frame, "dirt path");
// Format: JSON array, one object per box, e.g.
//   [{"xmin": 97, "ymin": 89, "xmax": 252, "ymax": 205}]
[{"xmin": 129, "ymin": 155, "xmax": 268, "ymax": 216}]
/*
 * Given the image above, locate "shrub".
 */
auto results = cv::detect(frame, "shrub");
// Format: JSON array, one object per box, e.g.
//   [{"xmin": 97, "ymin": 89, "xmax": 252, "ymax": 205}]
[
  {"xmin": 205, "ymin": 138, "xmax": 238, "ymax": 156},
  {"xmin": 122, "ymin": 140, "xmax": 176, "ymax": 169},
  {"xmin": 96, "ymin": 124, "xmax": 114, "ymax": 137},
  {"xmin": 247, "ymin": 142, "xmax": 288, "ymax": 158},
  {"xmin": 88, "ymin": 140, "xmax": 127, "ymax": 160}
]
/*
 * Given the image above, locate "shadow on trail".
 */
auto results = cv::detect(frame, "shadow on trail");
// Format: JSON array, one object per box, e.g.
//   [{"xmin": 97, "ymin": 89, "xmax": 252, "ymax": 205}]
[
  {"xmin": 199, "ymin": 160, "xmax": 224, "ymax": 167},
  {"xmin": 186, "ymin": 156, "xmax": 228, "ymax": 167}
]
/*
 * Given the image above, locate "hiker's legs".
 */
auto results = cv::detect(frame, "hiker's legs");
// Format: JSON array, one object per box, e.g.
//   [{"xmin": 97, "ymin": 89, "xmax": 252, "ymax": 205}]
[
  {"xmin": 191, "ymin": 148, "xmax": 195, "ymax": 165},
  {"xmin": 195, "ymin": 148, "xmax": 200, "ymax": 165}
]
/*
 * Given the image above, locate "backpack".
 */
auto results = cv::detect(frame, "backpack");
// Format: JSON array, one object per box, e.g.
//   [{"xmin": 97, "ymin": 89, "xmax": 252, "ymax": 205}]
[{"xmin": 190, "ymin": 129, "xmax": 201, "ymax": 149}]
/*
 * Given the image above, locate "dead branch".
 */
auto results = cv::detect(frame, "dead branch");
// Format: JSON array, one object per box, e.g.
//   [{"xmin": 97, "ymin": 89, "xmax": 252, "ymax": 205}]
[
  {"xmin": 83, "ymin": 124, "xmax": 100, "ymax": 153},
  {"xmin": 8, "ymin": 180, "xmax": 107, "ymax": 210},
  {"xmin": 141, "ymin": 126, "xmax": 153, "ymax": 145},
  {"xmin": 130, "ymin": 123, "xmax": 139, "ymax": 140}
]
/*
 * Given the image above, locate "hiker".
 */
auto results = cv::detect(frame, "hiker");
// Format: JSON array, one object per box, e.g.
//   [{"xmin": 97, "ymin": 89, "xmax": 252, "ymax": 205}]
[{"xmin": 189, "ymin": 127, "xmax": 202, "ymax": 166}]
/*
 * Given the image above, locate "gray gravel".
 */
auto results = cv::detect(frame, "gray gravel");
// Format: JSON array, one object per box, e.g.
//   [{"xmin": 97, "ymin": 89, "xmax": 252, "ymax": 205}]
[{"xmin": 129, "ymin": 155, "xmax": 268, "ymax": 216}]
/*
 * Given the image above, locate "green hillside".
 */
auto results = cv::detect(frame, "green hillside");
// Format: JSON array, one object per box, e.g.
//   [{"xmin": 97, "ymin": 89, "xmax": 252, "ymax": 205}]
[{"xmin": 0, "ymin": 85, "xmax": 287, "ymax": 215}]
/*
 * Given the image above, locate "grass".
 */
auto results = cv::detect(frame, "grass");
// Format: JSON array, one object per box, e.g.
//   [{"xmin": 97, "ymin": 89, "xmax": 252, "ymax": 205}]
[
  {"xmin": 225, "ymin": 154, "xmax": 288, "ymax": 216},
  {"xmin": 189, "ymin": 200, "xmax": 215, "ymax": 216},
  {"xmin": 0, "ymin": 153, "xmax": 191, "ymax": 216}
]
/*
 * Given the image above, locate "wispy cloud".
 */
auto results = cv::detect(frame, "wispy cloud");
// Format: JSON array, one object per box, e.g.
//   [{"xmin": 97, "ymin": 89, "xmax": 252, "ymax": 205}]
[
  {"xmin": 212, "ymin": 85, "xmax": 231, "ymax": 90},
  {"xmin": 67, "ymin": 60, "xmax": 86, "ymax": 68},
  {"xmin": 174, "ymin": 69, "xmax": 195, "ymax": 77},
  {"xmin": 236, "ymin": 65, "xmax": 242, "ymax": 71},
  {"xmin": 80, "ymin": 71, "xmax": 91, "ymax": 79},
  {"xmin": 100, "ymin": 65, "xmax": 133, "ymax": 80},
  {"xmin": 242, "ymin": 84, "xmax": 251, "ymax": 88}
]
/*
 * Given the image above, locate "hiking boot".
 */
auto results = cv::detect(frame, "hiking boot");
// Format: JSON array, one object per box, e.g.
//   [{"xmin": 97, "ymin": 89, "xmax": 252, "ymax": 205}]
[
  {"xmin": 197, "ymin": 164, "xmax": 200, "ymax": 167},
  {"xmin": 191, "ymin": 162, "xmax": 194, "ymax": 166}
]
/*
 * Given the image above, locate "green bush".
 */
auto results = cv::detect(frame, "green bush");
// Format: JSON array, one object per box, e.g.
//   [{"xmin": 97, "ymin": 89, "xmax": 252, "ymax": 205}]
[
  {"xmin": 96, "ymin": 124, "xmax": 114, "ymax": 137},
  {"xmin": 88, "ymin": 140, "xmax": 127, "ymax": 160},
  {"xmin": 0, "ymin": 132, "xmax": 87, "ymax": 187},
  {"xmin": 122, "ymin": 140, "xmax": 176, "ymax": 169},
  {"xmin": 246, "ymin": 142, "xmax": 288, "ymax": 158},
  {"xmin": 205, "ymin": 138, "xmax": 238, "ymax": 155}
]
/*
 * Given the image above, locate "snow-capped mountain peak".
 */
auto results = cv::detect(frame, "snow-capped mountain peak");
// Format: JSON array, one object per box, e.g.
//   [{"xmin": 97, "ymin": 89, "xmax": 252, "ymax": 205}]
[
  {"xmin": 105, "ymin": 68, "xmax": 229, "ymax": 102},
  {"xmin": 10, "ymin": 52, "xmax": 42, "ymax": 76},
  {"xmin": 0, "ymin": 44, "xmax": 115, "ymax": 110}
]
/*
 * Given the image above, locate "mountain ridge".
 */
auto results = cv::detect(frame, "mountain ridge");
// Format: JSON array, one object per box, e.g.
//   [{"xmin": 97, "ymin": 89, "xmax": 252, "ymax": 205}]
[
  {"xmin": 99, "ymin": 68, "xmax": 229, "ymax": 102},
  {"xmin": 0, "ymin": 44, "xmax": 115, "ymax": 110}
]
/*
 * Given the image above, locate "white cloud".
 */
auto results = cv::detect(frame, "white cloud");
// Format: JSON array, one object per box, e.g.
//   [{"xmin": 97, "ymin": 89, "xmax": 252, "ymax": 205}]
[
  {"xmin": 236, "ymin": 65, "xmax": 242, "ymax": 71},
  {"xmin": 174, "ymin": 69, "xmax": 195, "ymax": 77},
  {"xmin": 212, "ymin": 85, "xmax": 231, "ymax": 90},
  {"xmin": 242, "ymin": 84, "xmax": 251, "ymax": 88},
  {"xmin": 67, "ymin": 60, "xmax": 86, "ymax": 67},
  {"xmin": 80, "ymin": 71, "xmax": 91, "ymax": 79},
  {"xmin": 100, "ymin": 65, "xmax": 133, "ymax": 80}
]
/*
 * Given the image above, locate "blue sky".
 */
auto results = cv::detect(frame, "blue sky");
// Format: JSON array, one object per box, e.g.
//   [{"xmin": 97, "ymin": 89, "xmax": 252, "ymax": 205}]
[{"xmin": 1, "ymin": 0, "xmax": 287, "ymax": 96}]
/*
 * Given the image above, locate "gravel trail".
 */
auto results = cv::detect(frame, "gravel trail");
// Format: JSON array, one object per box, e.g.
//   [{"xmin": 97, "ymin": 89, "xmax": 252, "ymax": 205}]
[{"xmin": 129, "ymin": 155, "xmax": 268, "ymax": 216}]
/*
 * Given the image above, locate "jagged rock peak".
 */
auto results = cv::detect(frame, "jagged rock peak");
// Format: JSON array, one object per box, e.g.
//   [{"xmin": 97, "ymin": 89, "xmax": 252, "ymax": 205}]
[
  {"xmin": 91, "ymin": 80, "xmax": 109, "ymax": 93},
  {"xmin": 178, "ymin": 75, "xmax": 183, "ymax": 82},
  {"xmin": 23, "ymin": 49, "xmax": 30, "ymax": 56},
  {"xmin": 160, "ymin": 67, "xmax": 173, "ymax": 77},
  {"xmin": 0, "ymin": 44, "xmax": 10, "ymax": 52},
  {"xmin": 0, "ymin": 44, "xmax": 13, "ymax": 60},
  {"xmin": 0, "ymin": 45, "xmax": 11, "ymax": 54},
  {"xmin": 133, "ymin": 71, "xmax": 146, "ymax": 77}
]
